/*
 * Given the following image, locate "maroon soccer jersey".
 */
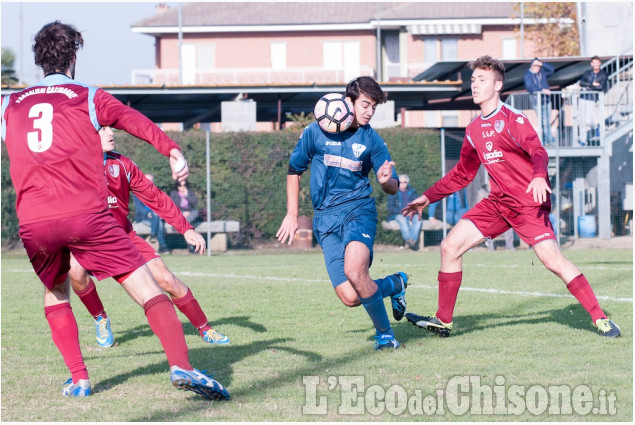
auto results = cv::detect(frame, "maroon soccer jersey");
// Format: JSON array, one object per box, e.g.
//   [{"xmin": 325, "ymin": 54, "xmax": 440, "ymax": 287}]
[
  {"xmin": 104, "ymin": 151, "xmax": 192, "ymax": 235},
  {"xmin": 1, "ymin": 74, "xmax": 180, "ymax": 225},
  {"xmin": 424, "ymin": 102, "xmax": 551, "ymax": 211}
]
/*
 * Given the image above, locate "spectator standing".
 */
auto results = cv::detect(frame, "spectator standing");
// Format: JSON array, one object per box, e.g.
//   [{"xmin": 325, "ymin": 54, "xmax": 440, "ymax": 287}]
[
  {"xmin": 578, "ymin": 56, "xmax": 608, "ymax": 146},
  {"xmin": 524, "ymin": 57, "xmax": 555, "ymax": 146}
]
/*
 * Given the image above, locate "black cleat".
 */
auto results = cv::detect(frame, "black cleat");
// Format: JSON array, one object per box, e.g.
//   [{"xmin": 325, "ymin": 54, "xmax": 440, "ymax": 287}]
[
  {"xmin": 406, "ymin": 313, "xmax": 452, "ymax": 337},
  {"xmin": 595, "ymin": 318, "xmax": 621, "ymax": 338}
]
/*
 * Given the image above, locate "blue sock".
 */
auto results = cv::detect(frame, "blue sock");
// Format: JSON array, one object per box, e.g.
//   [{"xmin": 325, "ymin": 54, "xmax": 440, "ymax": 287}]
[
  {"xmin": 359, "ymin": 288, "xmax": 393, "ymax": 335},
  {"xmin": 375, "ymin": 275, "xmax": 400, "ymax": 298}
]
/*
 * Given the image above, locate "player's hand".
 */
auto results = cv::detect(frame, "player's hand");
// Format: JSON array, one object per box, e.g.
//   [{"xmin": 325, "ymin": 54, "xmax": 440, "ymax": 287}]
[
  {"xmin": 184, "ymin": 229, "xmax": 206, "ymax": 254},
  {"xmin": 401, "ymin": 194, "xmax": 431, "ymax": 221},
  {"xmin": 276, "ymin": 214, "xmax": 298, "ymax": 245},
  {"xmin": 376, "ymin": 160, "xmax": 396, "ymax": 185},
  {"xmin": 525, "ymin": 177, "xmax": 552, "ymax": 204},
  {"xmin": 169, "ymin": 149, "xmax": 189, "ymax": 182}
]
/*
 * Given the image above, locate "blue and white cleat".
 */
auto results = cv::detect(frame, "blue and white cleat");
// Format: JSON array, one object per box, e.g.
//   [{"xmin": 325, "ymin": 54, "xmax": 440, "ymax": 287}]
[
  {"xmin": 170, "ymin": 366, "xmax": 230, "ymax": 401},
  {"xmin": 202, "ymin": 328, "xmax": 230, "ymax": 345},
  {"xmin": 390, "ymin": 272, "xmax": 408, "ymax": 321},
  {"xmin": 95, "ymin": 315, "xmax": 114, "ymax": 347},
  {"xmin": 62, "ymin": 378, "xmax": 91, "ymax": 397},
  {"xmin": 374, "ymin": 333, "xmax": 400, "ymax": 351}
]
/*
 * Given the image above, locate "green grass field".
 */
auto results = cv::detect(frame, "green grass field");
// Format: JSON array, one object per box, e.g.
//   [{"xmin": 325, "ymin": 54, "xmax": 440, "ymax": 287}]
[{"xmin": 1, "ymin": 246, "xmax": 632, "ymax": 421}]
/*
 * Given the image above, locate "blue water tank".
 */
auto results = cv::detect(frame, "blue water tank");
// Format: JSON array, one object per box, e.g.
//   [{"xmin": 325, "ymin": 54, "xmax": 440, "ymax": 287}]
[{"xmin": 578, "ymin": 215, "xmax": 597, "ymax": 238}]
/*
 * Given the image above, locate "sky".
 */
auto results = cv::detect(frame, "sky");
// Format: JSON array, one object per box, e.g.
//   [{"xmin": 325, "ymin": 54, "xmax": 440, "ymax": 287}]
[{"xmin": 1, "ymin": 1, "xmax": 180, "ymax": 86}]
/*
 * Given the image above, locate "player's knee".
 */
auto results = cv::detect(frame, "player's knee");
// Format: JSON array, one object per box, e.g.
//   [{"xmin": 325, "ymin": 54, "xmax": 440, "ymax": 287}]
[
  {"xmin": 154, "ymin": 271, "xmax": 178, "ymax": 293},
  {"xmin": 344, "ymin": 268, "xmax": 366, "ymax": 286},
  {"xmin": 338, "ymin": 292, "xmax": 360, "ymax": 307},
  {"xmin": 440, "ymin": 237, "xmax": 461, "ymax": 259}
]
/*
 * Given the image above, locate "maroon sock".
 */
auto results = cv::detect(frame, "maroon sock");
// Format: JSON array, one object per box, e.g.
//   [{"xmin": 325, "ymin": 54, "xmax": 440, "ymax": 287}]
[
  {"xmin": 44, "ymin": 303, "xmax": 89, "ymax": 382},
  {"xmin": 567, "ymin": 274, "xmax": 606, "ymax": 322},
  {"xmin": 172, "ymin": 288, "xmax": 209, "ymax": 331},
  {"xmin": 73, "ymin": 279, "xmax": 106, "ymax": 319},
  {"xmin": 436, "ymin": 271, "xmax": 463, "ymax": 324},
  {"xmin": 144, "ymin": 294, "xmax": 191, "ymax": 370}
]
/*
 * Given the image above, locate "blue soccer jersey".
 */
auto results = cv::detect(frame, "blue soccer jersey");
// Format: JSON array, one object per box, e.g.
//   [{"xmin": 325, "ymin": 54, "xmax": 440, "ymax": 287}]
[{"xmin": 289, "ymin": 122, "xmax": 397, "ymax": 210}]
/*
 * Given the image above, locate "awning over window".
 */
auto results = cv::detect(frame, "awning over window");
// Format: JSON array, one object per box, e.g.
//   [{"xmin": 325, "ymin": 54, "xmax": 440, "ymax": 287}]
[{"xmin": 408, "ymin": 23, "xmax": 481, "ymax": 35}]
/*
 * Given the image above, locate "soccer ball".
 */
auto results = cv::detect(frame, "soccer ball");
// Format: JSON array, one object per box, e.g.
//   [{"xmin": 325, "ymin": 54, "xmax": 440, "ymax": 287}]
[{"xmin": 313, "ymin": 93, "xmax": 355, "ymax": 133}]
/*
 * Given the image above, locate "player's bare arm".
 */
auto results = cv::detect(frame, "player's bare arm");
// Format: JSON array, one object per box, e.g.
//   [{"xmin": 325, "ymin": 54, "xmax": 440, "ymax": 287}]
[
  {"xmin": 525, "ymin": 176, "xmax": 552, "ymax": 204},
  {"xmin": 277, "ymin": 174, "xmax": 301, "ymax": 245},
  {"xmin": 377, "ymin": 160, "xmax": 398, "ymax": 194},
  {"xmin": 401, "ymin": 194, "xmax": 430, "ymax": 221},
  {"xmin": 169, "ymin": 149, "xmax": 189, "ymax": 182},
  {"xmin": 183, "ymin": 229, "xmax": 206, "ymax": 254}
]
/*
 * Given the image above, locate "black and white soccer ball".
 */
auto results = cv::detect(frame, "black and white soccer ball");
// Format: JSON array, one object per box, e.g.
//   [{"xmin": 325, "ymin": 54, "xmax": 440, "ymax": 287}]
[{"xmin": 313, "ymin": 93, "xmax": 355, "ymax": 133}]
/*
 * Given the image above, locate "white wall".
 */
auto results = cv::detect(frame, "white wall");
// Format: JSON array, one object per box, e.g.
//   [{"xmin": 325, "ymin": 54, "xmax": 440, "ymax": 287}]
[{"xmin": 581, "ymin": 2, "xmax": 633, "ymax": 56}]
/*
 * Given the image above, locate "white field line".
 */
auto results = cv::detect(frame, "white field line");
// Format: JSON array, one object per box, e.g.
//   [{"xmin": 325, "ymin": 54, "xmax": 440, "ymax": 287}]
[
  {"xmin": 176, "ymin": 271, "xmax": 634, "ymax": 303},
  {"xmin": 5, "ymin": 269, "xmax": 632, "ymax": 303}
]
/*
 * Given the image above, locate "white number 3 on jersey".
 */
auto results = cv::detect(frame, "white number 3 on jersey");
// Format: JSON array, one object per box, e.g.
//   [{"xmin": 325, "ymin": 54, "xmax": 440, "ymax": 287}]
[{"xmin": 28, "ymin": 103, "xmax": 54, "ymax": 152}]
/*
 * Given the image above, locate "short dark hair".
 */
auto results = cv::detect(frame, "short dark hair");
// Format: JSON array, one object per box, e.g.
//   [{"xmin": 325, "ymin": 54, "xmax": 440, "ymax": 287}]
[
  {"xmin": 33, "ymin": 21, "xmax": 83, "ymax": 76},
  {"xmin": 470, "ymin": 55, "xmax": 506, "ymax": 84},
  {"xmin": 590, "ymin": 56, "xmax": 601, "ymax": 62},
  {"xmin": 345, "ymin": 76, "xmax": 387, "ymax": 104}
]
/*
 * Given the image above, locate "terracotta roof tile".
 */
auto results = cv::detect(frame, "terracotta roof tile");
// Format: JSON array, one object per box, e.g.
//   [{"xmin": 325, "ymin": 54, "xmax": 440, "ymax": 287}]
[{"xmin": 133, "ymin": 2, "xmax": 516, "ymax": 27}]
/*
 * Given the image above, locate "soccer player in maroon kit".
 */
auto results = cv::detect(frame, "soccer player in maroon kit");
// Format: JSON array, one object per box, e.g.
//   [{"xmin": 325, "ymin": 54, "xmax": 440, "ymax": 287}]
[
  {"xmin": 402, "ymin": 55, "xmax": 620, "ymax": 338},
  {"xmin": 70, "ymin": 125, "xmax": 230, "ymax": 347},
  {"xmin": 1, "ymin": 21, "xmax": 229, "ymax": 399}
]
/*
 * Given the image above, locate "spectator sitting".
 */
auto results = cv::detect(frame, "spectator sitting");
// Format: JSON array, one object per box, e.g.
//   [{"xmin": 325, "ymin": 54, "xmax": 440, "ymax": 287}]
[
  {"xmin": 387, "ymin": 174, "xmax": 422, "ymax": 250},
  {"xmin": 170, "ymin": 179, "xmax": 199, "ymax": 224},
  {"xmin": 170, "ymin": 179, "xmax": 199, "ymax": 252},
  {"xmin": 428, "ymin": 188, "xmax": 468, "ymax": 226}
]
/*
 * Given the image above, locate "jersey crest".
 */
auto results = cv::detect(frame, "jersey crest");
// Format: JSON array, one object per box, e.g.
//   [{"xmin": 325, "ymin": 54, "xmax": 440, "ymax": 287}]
[
  {"xmin": 108, "ymin": 164, "xmax": 120, "ymax": 178},
  {"xmin": 352, "ymin": 143, "xmax": 366, "ymax": 158},
  {"xmin": 494, "ymin": 120, "xmax": 505, "ymax": 133}
]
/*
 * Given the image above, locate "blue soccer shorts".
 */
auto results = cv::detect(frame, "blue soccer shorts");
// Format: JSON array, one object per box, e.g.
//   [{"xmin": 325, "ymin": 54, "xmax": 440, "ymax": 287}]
[{"xmin": 313, "ymin": 199, "xmax": 377, "ymax": 287}]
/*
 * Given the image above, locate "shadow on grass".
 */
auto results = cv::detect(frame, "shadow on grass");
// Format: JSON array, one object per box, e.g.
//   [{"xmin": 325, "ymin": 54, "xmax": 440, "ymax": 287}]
[
  {"xmin": 192, "ymin": 315, "xmax": 268, "ymax": 334},
  {"xmin": 127, "ymin": 309, "xmax": 453, "ymax": 420},
  {"xmin": 403, "ymin": 303, "xmax": 616, "ymax": 338},
  {"xmin": 111, "ymin": 315, "xmax": 268, "ymax": 346},
  {"xmin": 92, "ymin": 303, "xmax": 619, "ymax": 420}
]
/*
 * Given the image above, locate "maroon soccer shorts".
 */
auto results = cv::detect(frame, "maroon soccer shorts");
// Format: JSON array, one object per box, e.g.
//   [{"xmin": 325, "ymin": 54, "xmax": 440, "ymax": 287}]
[
  {"xmin": 462, "ymin": 198, "xmax": 557, "ymax": 247},
  {"xmin": 20, "ymin": 212, "xmax": 146, "ymax": 290},
  {"xmin": 128, "ymin": 231, "xmax": 162, "ymax": 262}
]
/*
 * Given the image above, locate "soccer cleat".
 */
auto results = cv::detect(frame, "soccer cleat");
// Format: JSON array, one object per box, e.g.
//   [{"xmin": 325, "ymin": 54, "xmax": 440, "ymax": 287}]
[
  {"xmin": 406, "ymin": 313, "xmax": 452, "ymax": 337},
  {"xmin": 595, "ymin": 318, "xmax": 621, "ymax": 338},
  {"xmin": 201, "ymin": 328, "xmax": 230, "ymax": 345},
  {"xmin": 95, "ymin": 315, "xmax": 114, "ymax": 347},
  {"xmin": 374, "ymin": 333, "xmax": 400, "ymax": 350},
  {"xmin": 62, "ymin": 378, "xmax": 91, "ymax": 397},
  {"xmin": 390, "ymin": 272, "xmax": 408, "ymax": 321},
  {"xmin": 170, "ymin": 366, "xmax": 230, "ymax": 401}
]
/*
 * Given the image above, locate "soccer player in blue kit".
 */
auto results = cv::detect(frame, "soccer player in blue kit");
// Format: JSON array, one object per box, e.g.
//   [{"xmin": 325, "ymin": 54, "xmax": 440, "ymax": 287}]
[{"xmin": 277, "ymin": 76, "xmax": 408, "ymax": 350}]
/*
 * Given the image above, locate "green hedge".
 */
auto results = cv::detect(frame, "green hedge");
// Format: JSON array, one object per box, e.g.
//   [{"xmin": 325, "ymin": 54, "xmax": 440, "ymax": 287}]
[{"xmin": 1, "ymin": 127, "xmax": 441, "ymax": 246}]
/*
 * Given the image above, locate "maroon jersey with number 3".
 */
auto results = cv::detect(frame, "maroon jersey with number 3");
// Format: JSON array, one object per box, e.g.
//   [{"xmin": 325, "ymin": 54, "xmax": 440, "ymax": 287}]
[{"xmin": 1, "ymin": 74, "xmax": 179, "ymax": 225}]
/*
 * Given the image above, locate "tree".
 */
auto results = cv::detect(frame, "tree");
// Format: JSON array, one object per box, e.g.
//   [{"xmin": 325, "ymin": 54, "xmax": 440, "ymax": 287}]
[
  {"xmin": 516, "ymin": 2, "xmax": 579, "ymax": 57},
  {"xmin": 1, "ymin": 48, "xmax": 19, "ymax": 85}
]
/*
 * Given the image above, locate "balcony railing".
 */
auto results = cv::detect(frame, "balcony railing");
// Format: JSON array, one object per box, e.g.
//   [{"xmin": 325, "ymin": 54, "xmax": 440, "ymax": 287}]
[
  {"xmin": 131, "ymin": 66, "xmax": 376, "ymax": 86},
  {"xmin": 506, "ymin": 90, "xmax": 606, "ymax": 149}
]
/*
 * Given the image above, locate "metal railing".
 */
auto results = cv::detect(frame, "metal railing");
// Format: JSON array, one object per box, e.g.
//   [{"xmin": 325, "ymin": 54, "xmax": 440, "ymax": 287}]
[
  {"xmin": 601, "ymin": 50, "xmax": 633, "ymax": 132},
  {"xmin": 131, "ymin": 66, "xmax": 375, "ymax": 86},
  {"xmin": 506, "ymin": 91, "xmax": 606, "ymax": 148}
]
